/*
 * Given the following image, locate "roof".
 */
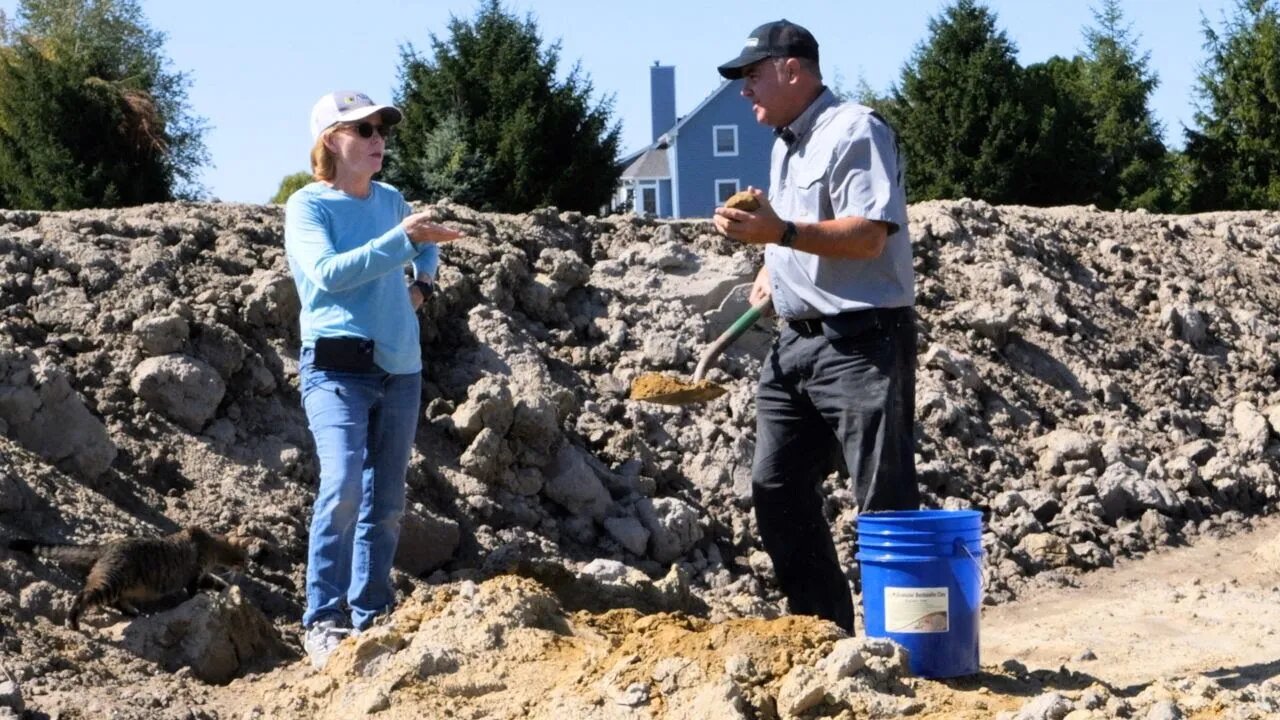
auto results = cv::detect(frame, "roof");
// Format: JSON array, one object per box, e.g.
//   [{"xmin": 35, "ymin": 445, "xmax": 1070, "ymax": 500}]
[{"xmin": 620, "ymin": 145, "xmax": 670, "ymax": 180}]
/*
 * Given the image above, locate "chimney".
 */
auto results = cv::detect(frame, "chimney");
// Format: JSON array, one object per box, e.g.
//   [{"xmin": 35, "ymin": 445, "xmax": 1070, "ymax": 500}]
[{"xmin": 650, "ymin": 62, "xmax": 676, "ymax": 143}]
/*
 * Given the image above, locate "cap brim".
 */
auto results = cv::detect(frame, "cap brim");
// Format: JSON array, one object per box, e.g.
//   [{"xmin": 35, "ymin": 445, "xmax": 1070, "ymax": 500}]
[
  {"xmin": 717, "ymin": 50, "xmax": 771, "ymax": 79},
  {"xmin": 335, "ymin": 105, "xmax": 403, "ymax": 127}
]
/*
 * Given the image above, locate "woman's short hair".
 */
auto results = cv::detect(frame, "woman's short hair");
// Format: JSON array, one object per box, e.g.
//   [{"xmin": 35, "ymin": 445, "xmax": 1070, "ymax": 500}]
[{"xmin": 310, "ymin": 127, "xmax": 337, "ymax": 182}]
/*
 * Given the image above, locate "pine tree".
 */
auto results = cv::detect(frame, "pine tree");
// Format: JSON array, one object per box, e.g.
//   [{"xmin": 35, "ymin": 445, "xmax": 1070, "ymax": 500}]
[
  {"xmin": 384, "ymin": 112, "xmax": 492, "ymax": 209},
  {"xmin": 1020, "ymin": 56, "xmax": 1098, "ymax": 207},
  {"xmin": 0, "ymin": 0, "xmax": 207, "ymax": 209},
  {"xmin": 386, "ymin": 0, "xmax": 621, "ymax": 213},
  {"xmin": 1078, "ymin": 0, "xmax": 1170, "ymax": 210},
  {"xmin": 1184, "ymin": 0, "xmax": 1280, "ymax": 210},
  {"xmin": 885, "ymin": 0, "xmax": 1029, "ymax": 203}
]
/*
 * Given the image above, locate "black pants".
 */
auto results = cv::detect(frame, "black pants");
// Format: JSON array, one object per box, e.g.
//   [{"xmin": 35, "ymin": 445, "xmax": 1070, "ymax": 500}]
[{"xmin": 751, "ymin": 306, "xmax": 920, "ymax": 634}]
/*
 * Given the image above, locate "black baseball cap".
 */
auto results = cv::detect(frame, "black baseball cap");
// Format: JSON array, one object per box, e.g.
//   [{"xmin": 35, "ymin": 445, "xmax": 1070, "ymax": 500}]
[{"xmin": 717, "ymin": 19, "xmax": 819, "ymax": 79}]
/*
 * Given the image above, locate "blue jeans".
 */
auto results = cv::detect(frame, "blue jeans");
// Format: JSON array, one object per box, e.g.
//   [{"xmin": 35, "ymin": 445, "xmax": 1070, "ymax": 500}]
[{"xmin": 299, "ymin": 347, "xmax": 421, "ymax": 630}]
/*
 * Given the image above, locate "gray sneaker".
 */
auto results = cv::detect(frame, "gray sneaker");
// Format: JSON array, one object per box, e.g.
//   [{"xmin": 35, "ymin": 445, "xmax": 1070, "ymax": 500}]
[{"xmin": 304, "ymin": 619, "xmax": 353, "ymax": 669}]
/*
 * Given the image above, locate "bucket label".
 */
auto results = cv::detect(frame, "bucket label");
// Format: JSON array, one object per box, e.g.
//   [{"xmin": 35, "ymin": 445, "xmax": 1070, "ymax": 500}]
[{"xmin": 884, "ymin": 587, "xmax": 949, "ymax": 633}]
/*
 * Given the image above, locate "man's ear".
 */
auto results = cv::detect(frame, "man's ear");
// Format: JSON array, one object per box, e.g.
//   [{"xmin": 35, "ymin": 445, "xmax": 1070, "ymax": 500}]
[{"xmin": 784, "ymin": 57, "xmax": 801, "ymax": 84}]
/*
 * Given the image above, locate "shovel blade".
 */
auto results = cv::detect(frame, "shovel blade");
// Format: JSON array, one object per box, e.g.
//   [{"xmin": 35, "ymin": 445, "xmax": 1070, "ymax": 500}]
[{"xmin": 629, "ymin": 373, "xmax": 727, "ymax": 405}]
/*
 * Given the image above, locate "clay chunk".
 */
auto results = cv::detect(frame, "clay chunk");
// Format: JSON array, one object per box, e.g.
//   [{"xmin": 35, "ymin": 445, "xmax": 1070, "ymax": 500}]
[{"xmin": 724, "ymin": 191, "xmax": 760, "ymax": 211}]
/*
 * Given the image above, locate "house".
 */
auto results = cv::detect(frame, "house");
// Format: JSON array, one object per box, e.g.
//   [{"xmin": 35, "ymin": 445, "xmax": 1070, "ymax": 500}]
[{"xmin": 616, "ymin": 62, "xmax": 774, "ymax": 219}]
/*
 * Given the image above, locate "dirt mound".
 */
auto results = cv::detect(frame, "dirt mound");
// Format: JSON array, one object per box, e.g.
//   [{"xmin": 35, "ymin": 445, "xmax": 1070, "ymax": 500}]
[{"xmin": 0, "ymin": 198, "xmax": 1278, "ymax": 717}]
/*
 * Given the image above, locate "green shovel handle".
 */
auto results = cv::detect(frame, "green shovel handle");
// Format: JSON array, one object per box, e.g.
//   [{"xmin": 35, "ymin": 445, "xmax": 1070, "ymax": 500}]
[{"xmin": 693, "ymin": 297, "xmax": 774, "ymax": 382}]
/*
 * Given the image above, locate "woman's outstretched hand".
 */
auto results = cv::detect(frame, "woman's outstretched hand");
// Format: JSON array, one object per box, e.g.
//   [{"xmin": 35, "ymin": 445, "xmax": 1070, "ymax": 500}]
[{"xmin": 403, "ymin": 212, "xmax": 463, "ymax": 245}]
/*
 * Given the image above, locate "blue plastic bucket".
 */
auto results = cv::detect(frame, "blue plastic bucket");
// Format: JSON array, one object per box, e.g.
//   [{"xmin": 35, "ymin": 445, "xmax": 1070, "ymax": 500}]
[{"xmin": 856, "ymin": 509, "xmax": 984, "ymax": 678}]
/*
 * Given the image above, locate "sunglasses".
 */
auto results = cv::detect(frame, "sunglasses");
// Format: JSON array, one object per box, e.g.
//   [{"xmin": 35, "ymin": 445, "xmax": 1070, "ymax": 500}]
[{"xmin": 345, "ymin": 121, "xmax": 393, "ymax": 139}]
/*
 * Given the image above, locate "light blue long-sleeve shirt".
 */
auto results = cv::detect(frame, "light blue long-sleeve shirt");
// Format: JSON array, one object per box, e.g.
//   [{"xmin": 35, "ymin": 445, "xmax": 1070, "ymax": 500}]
[{"xmin": 284, "ymin": 181, "xmax": 438, "ymax": 374}]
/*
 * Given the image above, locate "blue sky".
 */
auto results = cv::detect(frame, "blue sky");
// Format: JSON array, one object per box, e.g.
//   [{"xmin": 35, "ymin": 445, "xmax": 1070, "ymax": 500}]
[{"xmin": 0, "ymin": 0, "xmax": 1239, "ymax": 203}]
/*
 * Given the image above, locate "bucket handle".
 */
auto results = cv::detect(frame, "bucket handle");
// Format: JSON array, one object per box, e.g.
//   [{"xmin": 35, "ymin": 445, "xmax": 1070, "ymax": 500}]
[{"xmin": 956, "ymin": 538, "xmax": 986, "ymax": 590}]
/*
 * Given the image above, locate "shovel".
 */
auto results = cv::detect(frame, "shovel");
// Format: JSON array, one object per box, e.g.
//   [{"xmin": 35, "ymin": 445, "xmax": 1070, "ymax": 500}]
[{"xmin": 629, "ymin": 297, "xmax": 773, "ymax": 405}]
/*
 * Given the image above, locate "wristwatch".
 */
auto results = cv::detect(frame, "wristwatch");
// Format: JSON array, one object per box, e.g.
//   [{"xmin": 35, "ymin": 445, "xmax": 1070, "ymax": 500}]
[{"xmin": 777, "ymin": 221, "xmax": 797, "ymax": 248}]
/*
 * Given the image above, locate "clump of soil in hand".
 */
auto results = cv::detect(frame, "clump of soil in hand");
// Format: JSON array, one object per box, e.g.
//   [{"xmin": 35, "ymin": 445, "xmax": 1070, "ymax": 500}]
[{"xmin": 725, "ymin": 191, "xmax": 760, "ymax": 211}]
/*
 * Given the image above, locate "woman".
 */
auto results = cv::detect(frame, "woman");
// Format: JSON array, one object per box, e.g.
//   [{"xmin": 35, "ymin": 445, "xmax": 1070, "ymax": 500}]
[{"xmin": 284, "ymin": 90, "xmax": 460, "ymax": 669}]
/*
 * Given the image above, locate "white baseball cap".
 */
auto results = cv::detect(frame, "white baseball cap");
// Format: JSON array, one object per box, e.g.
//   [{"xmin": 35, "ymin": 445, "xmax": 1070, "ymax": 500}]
[{"xmin": 309, "ymin": 90, "xmax": 403, "ymax": 140}]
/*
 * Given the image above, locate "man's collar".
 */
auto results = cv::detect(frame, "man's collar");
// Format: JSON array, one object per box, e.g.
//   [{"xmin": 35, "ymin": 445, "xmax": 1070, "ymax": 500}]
[{"xmin": 775, "ymin": 86, "xmax": 836, "ymax": 146}]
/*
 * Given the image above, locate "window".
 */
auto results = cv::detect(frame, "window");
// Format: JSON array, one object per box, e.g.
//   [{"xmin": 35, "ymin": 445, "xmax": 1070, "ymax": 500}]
[
  {"xmin": 713, "ymin": 125, "xmax": 738, "ymax": 156},
  {"xmin": 638, "ymin": 181, "xmax": 659, "ymax": 216},
  {"xmin": 716, "ymin": 179, "xmax": 740, "ymax": 205}
]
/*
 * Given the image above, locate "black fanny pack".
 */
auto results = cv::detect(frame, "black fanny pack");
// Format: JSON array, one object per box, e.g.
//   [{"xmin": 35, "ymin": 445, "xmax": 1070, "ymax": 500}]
[{"xmin": 313, "ymin": 336, "xmax": 376, "ymax": 372}]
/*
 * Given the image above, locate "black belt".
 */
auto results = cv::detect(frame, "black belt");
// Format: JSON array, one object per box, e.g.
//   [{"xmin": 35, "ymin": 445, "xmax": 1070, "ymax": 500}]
[
  {"xmin": 786, "ymin": 306, "xmax": 909, "ymax": 338},
  {"xmin": 788, "ymin": 317, "xmax": 827, "ymax": 335}
]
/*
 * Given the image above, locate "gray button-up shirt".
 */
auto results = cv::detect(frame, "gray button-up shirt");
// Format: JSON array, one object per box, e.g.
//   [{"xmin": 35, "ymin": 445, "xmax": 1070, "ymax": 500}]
[{"xmin": 766, "ymin": 88, "xmax": 914, "ymax": 319}]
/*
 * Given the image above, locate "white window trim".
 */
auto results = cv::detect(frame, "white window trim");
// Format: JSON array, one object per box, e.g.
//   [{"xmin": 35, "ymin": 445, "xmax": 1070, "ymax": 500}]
[
  {"xmin": 713, "ymin": 125, "xmax": 738, "ymax": 157},
  {"xmin": 638, "ymin": 180, "xmax": 661, "ymax": 217},
  {"xmin": 714, "ymin": 178, "xmax": 740, "ymax": 205}
]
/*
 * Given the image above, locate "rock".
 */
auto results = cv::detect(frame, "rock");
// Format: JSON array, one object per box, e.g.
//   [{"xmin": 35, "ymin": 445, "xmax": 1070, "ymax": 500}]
[
  {"xmin": 950, "ymin": 300, "xmax": 1016, "ymax": 347},
  {"xmin": 1174, "ymin": 439, "xmax": 1216, "ymax": 466},
  {"xmin": 816, "ymin": 638, "xmax": 868, "ymax": 679},
  {"xmin": 637, "ymin": 496, "xmax": 704, "ymax": 564},
  {"xmin": 1034, "ymin": 429, "xmax": 1101, "ymax": 475},
  {"xmin": 241, "ymin": 270, "xmax": 298, "ymax": 329},
  {"xmin": 580, "ymin": 558, "xmax": 634, "ymax": 583},
  {"xmin": 641, "ymin": 332, "xmax": 686, "ymax": 369},
  {"xmin": 1144, "ymin": 700, "xmax": 1183, "ymax": 720},
  {"xmin": 394, "ymin": 506, "xmax": 461, "ymax": 575},
  {"xmin": 192, "ymin": 321, "xmax": 249, "ymax": 379},
  {"xmin": 1013, "ymin": 691, "xmax": 1073, "ymax": 720},
  {"xmin": 1160, "ymin": 304, "xmax": 1208, "ymax": 347},
  {"xmin": 459, "ymin": 427, "xmax": 512, "ymax": 484},
  {"xmin": 130, "ymin": 353, "xmax": 226, "ymax": 432},
  {"xmin": 543, "ymin": 445, "xmax": 612, "ymax": 521},
  {"xmin": 1019, "ymin": 533, "xmax": 1070, "ymax": 568},
  {"xmin": 450, "ymin": 375, "xmax": 514, "ymax": 443},
  {"xmin": 1267, "ymin": 404, "xmax": 1280, "ymax": 436},
  {"xmin": 536, "ymin": 247, "xmax": 590, "ymax": 287},
  {"xmin": 1232, "ymin": 400, "xmax": 1271, "ymax": 457},
  {"xmin": 114, "ymin": 587, "xmax": 289, "ymax": 684},
  {"xmin": 0, "ymin": 665, "xmax": 21, "ymax": 714},
  {"xmin": 603, "ymin": 515, "xmax": 650, "ymax": 556},
  {"xmin": 922, "ymin": 344, "xmax": 983, "ymax": 390},
  {"xmin": 0, "ymin": 356, "xmax": 116, "ymax": 479},
  {"xmin": 666, "ymin": 678, "xmax": 749, "ymax": 720},
  {"xmin": 776, "ymin": 664, "xmax": 827, "ymax": 718},
  {"xmin": 132, "ymin": 313, "xmax": 190, "ymax": 355},
  {"xmin": 648, "ymin": 241, "xmax": 699, "ymax": 272}
]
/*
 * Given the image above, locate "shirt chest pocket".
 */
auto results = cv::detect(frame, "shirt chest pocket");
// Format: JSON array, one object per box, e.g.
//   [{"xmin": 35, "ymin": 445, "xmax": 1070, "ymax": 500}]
[{"xmin": 789, "ymin": 166, "xmax": 832, "ymax": 222}]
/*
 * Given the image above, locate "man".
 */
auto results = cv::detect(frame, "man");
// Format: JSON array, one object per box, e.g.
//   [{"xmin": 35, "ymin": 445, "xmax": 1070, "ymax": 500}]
[{"xmin": 713, "ymin": 19, "xmax": 920, "ymax": 634}]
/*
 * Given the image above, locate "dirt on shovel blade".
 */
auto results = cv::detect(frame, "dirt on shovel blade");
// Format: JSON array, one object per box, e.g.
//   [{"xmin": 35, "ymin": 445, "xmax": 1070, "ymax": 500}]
[{"xmin": 629, "ymin": 373, "xmax": 726, "ymax": 404}]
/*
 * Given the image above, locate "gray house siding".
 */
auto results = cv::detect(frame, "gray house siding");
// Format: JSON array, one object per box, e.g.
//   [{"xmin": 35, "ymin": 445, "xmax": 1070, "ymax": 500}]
[{"xmin": 673, "ymin": 81, "xmax": 773, "ymax": 218}]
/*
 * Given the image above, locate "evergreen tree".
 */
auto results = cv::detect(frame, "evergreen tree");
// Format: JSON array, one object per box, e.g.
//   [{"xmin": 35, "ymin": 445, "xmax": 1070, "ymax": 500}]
[
  {"xmin": 1184, "ymin": 0, "xmax": 1280, "ymax": 210},
  {"xmin": 1020, "ymin": 56, "xmax": 1098, "ymax": 207},
  {"xmin": 270, "ymin": 171, "xmax": 312, "ymax": 204},
  {"xmin": 1078, "ymin": 0, "xmax": 1170, "ymax": 210},
  {"xmin": 885, "ymin": 0, "xmax": 1029, "ymax": 203},
  {"xmin": 0, "ymin": 0, "xmax": 207, "ymax": 209},
  {"xmin": 387, "ymin": 0, "xmax": 621, "ymax": 213},
  {"xmin": 383, "ymin": 112, "xmax": 492, "ymax": 209}
]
